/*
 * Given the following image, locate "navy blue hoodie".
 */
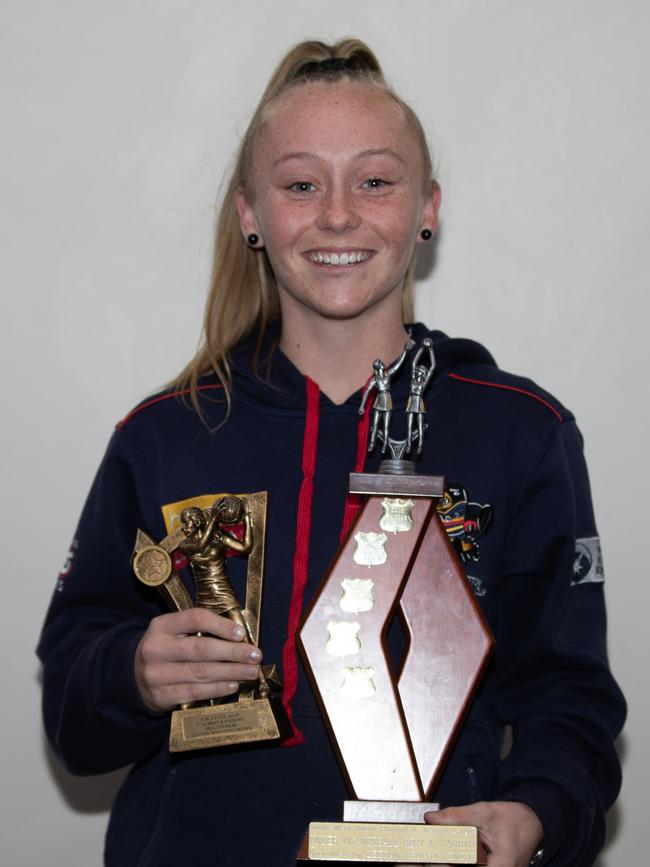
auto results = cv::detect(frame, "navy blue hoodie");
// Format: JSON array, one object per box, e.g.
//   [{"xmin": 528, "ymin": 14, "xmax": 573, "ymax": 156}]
[{"xmin": 37, "ymin": 325, "xmax": 625, "ymax": 866}]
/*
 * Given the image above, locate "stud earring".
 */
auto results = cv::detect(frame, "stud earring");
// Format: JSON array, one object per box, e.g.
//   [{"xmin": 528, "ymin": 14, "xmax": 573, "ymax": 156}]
[
  {"xmin": 420, "ymin": 228, "xmax": 432, "ymax": 241},
  {"xmin": 247, "ymin": 233, "xmax": 259, "ymax": 247}
]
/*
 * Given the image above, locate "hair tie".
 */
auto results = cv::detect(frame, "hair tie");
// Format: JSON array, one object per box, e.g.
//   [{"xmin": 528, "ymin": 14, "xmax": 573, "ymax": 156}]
[
  {"xmin": 296, "ymin": 57, "xmax": 356, "ymax": 78},
  {"xmin": 318, "ymin": 57, "xmax": 354, "ymax": 72}
]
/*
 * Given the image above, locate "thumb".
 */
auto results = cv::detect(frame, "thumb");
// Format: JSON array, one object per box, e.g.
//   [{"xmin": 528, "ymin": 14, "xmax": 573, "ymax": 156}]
[{"xmin": 424, "ymin": 805, "xmax": 473, "ymax": 826}]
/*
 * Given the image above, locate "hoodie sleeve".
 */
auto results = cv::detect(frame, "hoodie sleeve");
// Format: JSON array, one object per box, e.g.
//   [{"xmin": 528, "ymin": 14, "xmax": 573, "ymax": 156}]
[
  {"xmin": 36, "ymin": 430, "xmax": 169, "ymax": 775},
  {"xmin": 493, "ymin": 419, "xmax": 625, "ymax": 866}
]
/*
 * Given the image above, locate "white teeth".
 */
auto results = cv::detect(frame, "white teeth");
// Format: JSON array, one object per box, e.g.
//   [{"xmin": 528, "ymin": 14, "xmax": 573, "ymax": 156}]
[{"xmin": 308, "ymin": 250, "xmax": 369, "ymax": 266}]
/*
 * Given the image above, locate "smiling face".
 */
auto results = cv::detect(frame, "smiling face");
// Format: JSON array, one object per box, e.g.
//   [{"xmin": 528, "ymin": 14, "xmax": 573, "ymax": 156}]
[{"xmin": 237, "ymin": 80, "xmax": 440, "ymax": 327}]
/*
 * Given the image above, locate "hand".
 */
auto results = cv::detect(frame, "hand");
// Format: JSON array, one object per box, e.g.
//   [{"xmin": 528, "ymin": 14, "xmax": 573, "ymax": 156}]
[
  {"xmin": 424, "ymin": 801, "xmax": 543, "ymax": 867},
  {"xmin": 134, "ymin": 608, "xmax": 263, "ymax": 712}
]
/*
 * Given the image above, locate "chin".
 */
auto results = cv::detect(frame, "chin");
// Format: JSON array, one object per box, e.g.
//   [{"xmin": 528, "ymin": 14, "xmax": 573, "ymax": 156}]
[{"xmin": 307, "ymin": 296, "xmax": 394, "ymax": 323}]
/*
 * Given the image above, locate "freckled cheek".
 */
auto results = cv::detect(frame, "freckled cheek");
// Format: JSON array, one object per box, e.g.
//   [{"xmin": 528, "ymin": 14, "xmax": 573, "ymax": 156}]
[
  {"xmin": 369, "ymin": 199, "xmax": 420, "ymax": 243},
  {"xmin": 258, "ymin": 202, "xmax": 314, "ymax": 250},
  {"xmin": 382, "ymin": 220, "xmax": 418, "ymax": 254}
]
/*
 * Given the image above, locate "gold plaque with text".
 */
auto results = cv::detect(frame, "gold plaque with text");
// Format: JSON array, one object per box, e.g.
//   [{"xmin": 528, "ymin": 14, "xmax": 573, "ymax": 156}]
[
  {"xmin": 307, "ymin": 821, "xmax": 479, "ymax": 863},
  {"xmin": 169, "ymin": 698, "xmax": 281, "ymax": 751}
]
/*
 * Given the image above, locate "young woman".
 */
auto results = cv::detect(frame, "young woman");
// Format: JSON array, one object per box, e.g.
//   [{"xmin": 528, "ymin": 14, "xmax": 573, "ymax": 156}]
[{"xmin": 38, "ymin": 39, "xmax": 625, "ymax": 867}]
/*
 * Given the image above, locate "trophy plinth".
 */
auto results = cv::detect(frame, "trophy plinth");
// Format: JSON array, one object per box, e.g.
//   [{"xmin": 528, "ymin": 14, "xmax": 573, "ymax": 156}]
[
  {"xmin": 133, "ymin": 491, "xmax": 289, "ymax": 752},
  {"xmin": 300, "ymin": 820, "xmax": 485, "ymax": 864}
]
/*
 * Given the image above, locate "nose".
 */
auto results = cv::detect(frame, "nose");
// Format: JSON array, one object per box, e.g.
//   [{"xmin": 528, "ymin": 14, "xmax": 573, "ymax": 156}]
[{"xmin": 316, "ymin": 187, "xmax": 361, "ymax": 233}]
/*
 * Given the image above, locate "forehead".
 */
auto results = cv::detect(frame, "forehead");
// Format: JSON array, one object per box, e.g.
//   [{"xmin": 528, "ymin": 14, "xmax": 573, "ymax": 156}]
[{"xmin": 255, "ymin": 81, "xmax": 422, "ymax": 168}]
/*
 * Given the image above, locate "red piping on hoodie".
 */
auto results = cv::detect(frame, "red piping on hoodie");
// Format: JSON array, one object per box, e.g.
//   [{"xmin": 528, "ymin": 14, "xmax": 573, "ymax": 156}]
[
  {"xmin": 340, "ymin": 403, "xmax": 371, "ymax": 539},
  {"xmin": 281, "ymin": 382, "xmax": 371, "ymax": 745},
  {"xmin": 281, "ymin": 377, "xmax": 320, "ymax": 745},
  {"xmin": 116, "ymin": 384, "xmax": 224, "ymax": 429},
  {"xmin": 448, "ymin": 373, "xmax": 563, "ymax": 421}
]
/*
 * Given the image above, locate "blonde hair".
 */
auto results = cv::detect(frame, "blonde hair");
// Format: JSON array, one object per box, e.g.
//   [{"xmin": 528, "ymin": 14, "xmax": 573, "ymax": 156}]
[{"xmin": 173, "ymin": 38, "xmax": 435, "ymax": 415}]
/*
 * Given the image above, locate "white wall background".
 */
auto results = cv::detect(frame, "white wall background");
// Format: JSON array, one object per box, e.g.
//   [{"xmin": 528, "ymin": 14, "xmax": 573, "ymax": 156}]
[{"xmin": 2, "ymin": 1, "xmax": 647, "ymax": 863}]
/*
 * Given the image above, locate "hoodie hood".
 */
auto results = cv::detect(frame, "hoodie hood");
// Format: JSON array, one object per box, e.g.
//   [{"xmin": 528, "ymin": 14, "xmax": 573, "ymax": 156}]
[{"xmin": 228, "ymin": 322, "xmax": 497, "ymax": 412}]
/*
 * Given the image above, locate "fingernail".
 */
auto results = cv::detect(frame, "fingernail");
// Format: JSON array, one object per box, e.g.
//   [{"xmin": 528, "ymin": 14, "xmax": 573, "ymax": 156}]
[
  {"xmin": 245, "ymin": 665, "xmax": 259, "ymax": 678},
  {"xmin": 233, "ymin": 626, "xmax": 245, "ymax": 639},
  {"xmin": 248, "ymin": 648, "xmax": 262, "ymax": 661},
  {"xmin": 227, "ymin": 682, "xmax": 239, "ymax": 692}
]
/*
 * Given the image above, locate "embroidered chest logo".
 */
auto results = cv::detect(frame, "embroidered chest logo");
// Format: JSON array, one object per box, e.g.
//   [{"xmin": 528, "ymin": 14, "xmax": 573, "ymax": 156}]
[{"xmin": 436, "ymin": 482, "xmax": 493, "ymax": 564}]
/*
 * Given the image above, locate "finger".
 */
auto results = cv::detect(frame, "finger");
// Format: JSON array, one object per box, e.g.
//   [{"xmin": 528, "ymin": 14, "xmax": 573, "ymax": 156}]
[
  {"xmin": 155, "ymin": 608, "xmax": 247, "ymax": 642},
  {"xmin": 151, "ymin": 679, "xmax": 241, "ymax": 708},
  {"xmin": 144, "ymin": 659, "xmax": 262, "ymax": 690},
  {"xmin": 139, "ymin": 634, "xmax": 262, "ymax": 672},
  {"xmin": 424, "ymin": 806, "xmax": 472, "ymax": 825},
  {"xmin": 139, "ymin": 659, "xmax": 263, "ymax": 711},
  {"xmin": 174, "ymin": 634, "xmax": 262, "ymax": 665}
]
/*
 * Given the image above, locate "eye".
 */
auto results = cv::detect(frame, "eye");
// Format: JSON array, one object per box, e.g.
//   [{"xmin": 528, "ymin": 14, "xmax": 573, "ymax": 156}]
[
  {"xmin": 362, "ymin": 178, "xmax": 391, "ymax": 190},
  {"xmin": 287, "ymin": 181, "xmax": 317, "ymax": 193}
]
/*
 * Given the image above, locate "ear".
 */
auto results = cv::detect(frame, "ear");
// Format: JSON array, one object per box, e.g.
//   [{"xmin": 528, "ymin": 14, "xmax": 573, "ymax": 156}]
[
  {"xmin": 236, "ymin": 188, "xmax": 262, "ymax": 243},
  {"xmin": 417, "ymin": 180, "xmax": 441, "ymax": 242}
]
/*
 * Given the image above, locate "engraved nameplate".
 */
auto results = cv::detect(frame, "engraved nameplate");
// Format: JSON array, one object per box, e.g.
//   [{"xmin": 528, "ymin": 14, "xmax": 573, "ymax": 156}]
[
  {"xmin": 169, "ymin": 698, "xmax": 280, "ymax": 751},
  {"xmin": 183, "ymin": 706, "xmax": 260, "ymax": 739},
  {"xmin": 307, "ymin": 821, "xmax": 479, "ymax": 863}
]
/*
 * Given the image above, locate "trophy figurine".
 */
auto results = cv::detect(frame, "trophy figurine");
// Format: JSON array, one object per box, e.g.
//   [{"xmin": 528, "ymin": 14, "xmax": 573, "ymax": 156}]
[
  {"xmin": 132, "ymin": 491, "xmax": 287, "ymax": 752},
  {"xmin": 298, "ymin": 339, "xmax": 493, "ymax": 864}
]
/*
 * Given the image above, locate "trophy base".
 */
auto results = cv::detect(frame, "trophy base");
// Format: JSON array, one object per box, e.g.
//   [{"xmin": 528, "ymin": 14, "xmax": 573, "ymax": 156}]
[
  {"xmin": 297, "ymin": 802, "xmax": 487, "ymax": 864},
  {"xmin": 169, "ymin": 695, "xmax": 288, "ymax": 752}
]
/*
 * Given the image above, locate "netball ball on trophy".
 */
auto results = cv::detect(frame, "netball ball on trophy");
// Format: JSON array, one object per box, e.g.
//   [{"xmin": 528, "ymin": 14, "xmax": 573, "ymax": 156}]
[{"xmin": 214, "ymin": 495, "xmax": 246, "ymax": 525}]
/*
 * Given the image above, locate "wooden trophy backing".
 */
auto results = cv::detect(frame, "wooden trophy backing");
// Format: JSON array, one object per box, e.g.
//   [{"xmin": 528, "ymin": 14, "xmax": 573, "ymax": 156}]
[
  {"xmin": 300, "ymin": 495, "xmax": 430, "ymax": 801},
  {"xmin": 299, "ymin": 486, "xmax": 493, "ymax": 803},
  {"xmin": 398, "ymin": 511, "xmax": 493, "ymax": 796}
]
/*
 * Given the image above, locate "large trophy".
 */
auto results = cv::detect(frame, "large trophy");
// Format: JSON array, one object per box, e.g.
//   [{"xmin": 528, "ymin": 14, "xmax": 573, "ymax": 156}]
[
  {"xmin": 298, "ymin": 340, "xmax": 493, "ymax": 864},
  {"xmin": 132, "ymin": 491, "xmax": 287, "ymax": 752}
]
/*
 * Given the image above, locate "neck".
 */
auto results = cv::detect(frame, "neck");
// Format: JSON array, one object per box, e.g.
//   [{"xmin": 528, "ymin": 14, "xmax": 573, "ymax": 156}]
[{"xmin": 279, "ymin": 304, "xmax": 410, "ymax": 405}]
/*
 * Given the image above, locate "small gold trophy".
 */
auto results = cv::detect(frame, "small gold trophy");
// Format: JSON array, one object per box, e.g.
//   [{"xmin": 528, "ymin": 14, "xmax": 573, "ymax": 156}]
[{"xmin": 132, "ymin": 491, "xmax": 286, "ymax": 752}]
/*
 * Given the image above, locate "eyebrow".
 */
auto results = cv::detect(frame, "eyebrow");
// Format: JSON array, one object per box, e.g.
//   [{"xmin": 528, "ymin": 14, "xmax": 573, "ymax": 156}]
[
  {"xmin": 273, "ymin": 152, "xmax": 325, "ymax": 167},
  {"xmin": 356, "ymin": 148, "xmax": 407, "ymax": 166},
  {"xmin": 273, "ymin": 148, "xmax": 407, "ymax": 167}
]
